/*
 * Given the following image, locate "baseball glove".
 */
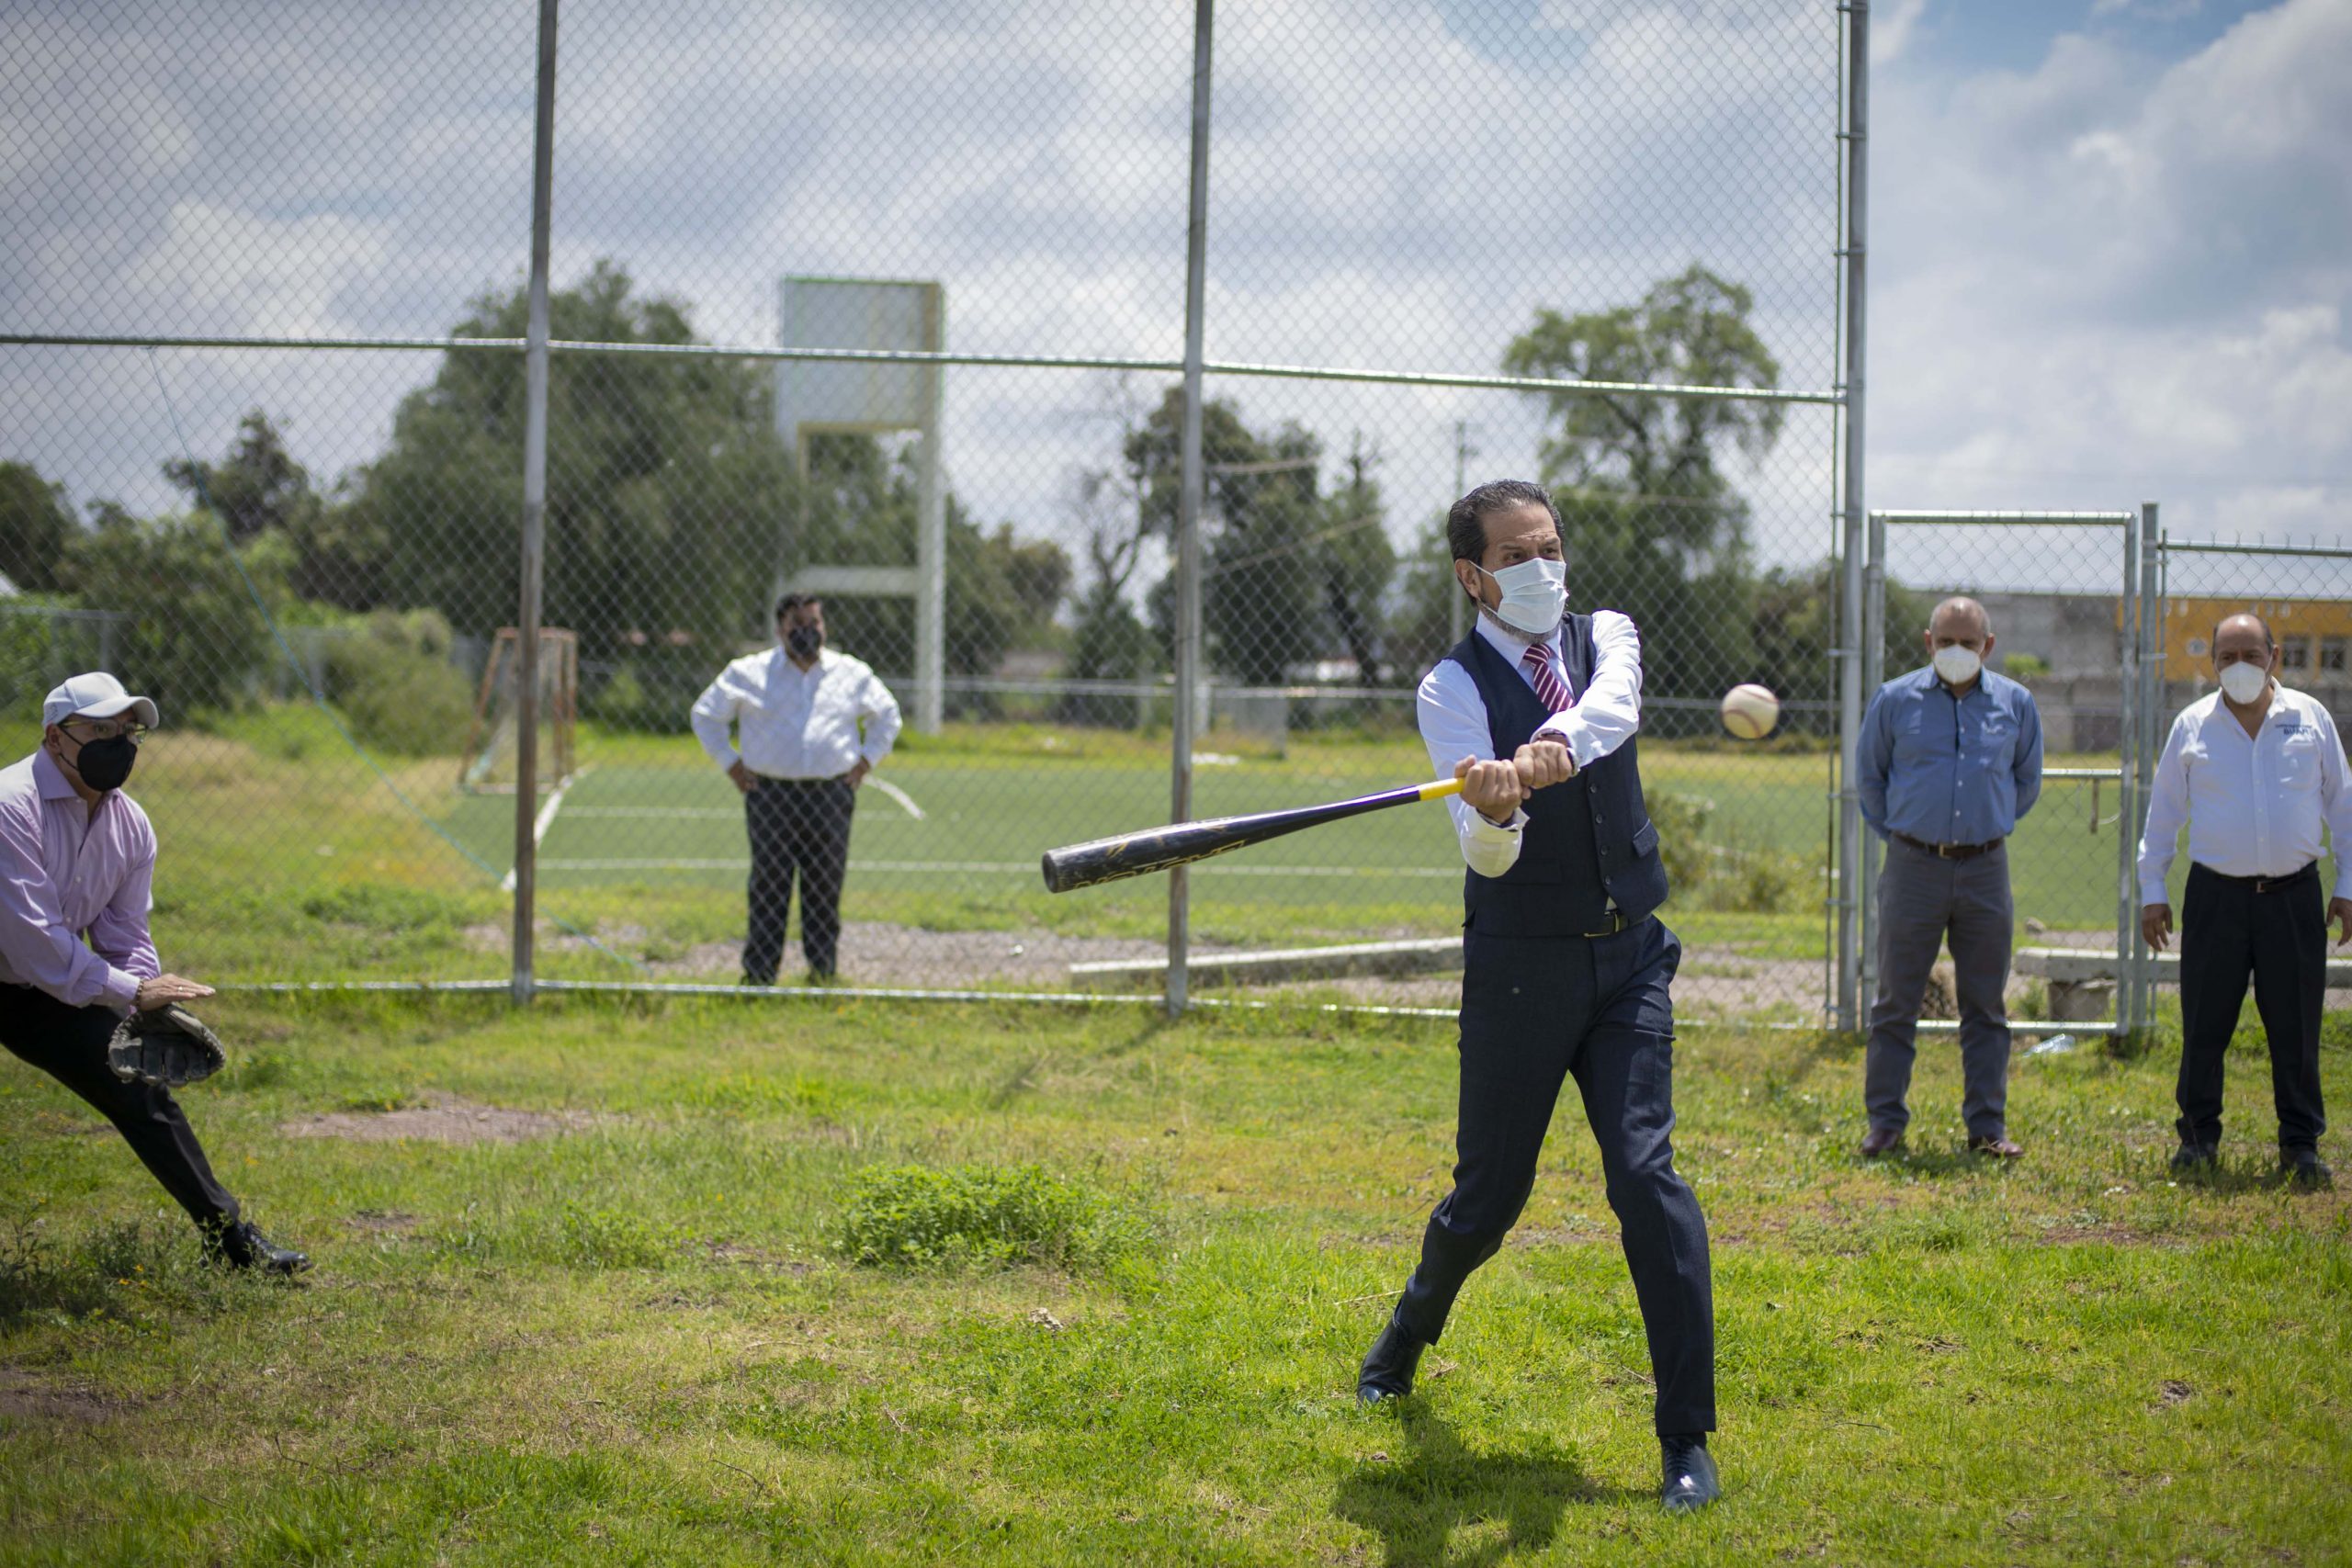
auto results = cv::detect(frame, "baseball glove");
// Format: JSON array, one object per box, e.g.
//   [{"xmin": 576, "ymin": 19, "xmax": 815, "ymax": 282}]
[{"xmin": 107, "ymin": 1003, "xmax": 227, "ymax": 1089}]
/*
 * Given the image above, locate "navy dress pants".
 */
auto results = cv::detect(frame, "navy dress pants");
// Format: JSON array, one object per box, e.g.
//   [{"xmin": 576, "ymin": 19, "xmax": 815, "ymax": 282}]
[
  {"xmin": 2, "ymin": 984, "xmax": 240, "ymax": 1228},
  {"xmin": 1396, "ymin": 917, "xmax": 1715, "ymax": 1436},
  {"xmin": 742, "ymin": 775, "xmax": 855, "ymax": 983}
]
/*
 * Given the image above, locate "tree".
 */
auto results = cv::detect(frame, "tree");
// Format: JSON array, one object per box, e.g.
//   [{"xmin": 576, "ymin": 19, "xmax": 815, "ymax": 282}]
[
  {"xmin": 159, "ymin": 410, "xmax": 384, "ymax": 609},
  {"xmin": 1317, "ymin": 434, "xmax": 1396, "ymax": 687},
  {"xmin": 1128, "ymin": 388, "xmax": 1325, "ymax": 686},
  {"xmin": 164, "ymin": 410, "xmax": 315, "ymax": 545},
  {"xmin": 357, "ymin": 260, "xmax": 797, "ymax": 664},
  {"xmin": 1502, "ymin": 265, "xmax": 1783, "ymax": 700},
  {"xmin": 57, "ymin": 513, "xmax": 285, "ymax": 715},
  {"xmin": 0, "ymin": 461, "xmax": 75, "ymax": 593}
]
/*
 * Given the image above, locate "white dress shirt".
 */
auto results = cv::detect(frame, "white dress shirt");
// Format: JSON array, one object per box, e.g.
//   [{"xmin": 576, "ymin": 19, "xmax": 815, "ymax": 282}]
[
  {"xmin": 690, "ymin": 646, "xmax": 903, "ymax": 781},
  {"xmin": 1416, "ymin": 609, "xmax": 1645, "ymax": 878},
  {"xmin": 2136, "ymin": 682, "xmax": 2352, "ymax": 905}
]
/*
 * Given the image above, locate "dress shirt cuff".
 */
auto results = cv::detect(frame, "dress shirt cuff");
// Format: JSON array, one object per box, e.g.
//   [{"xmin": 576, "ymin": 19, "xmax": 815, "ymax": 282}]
[
  {"xmin": 100, "ymin": 966, "xmax": 141, "ymax": 1011},
  {"xmin": 2138, "ymin": 879, "xmax": 2171, "ymax": 908},
  {"xmin": 1466, "ymin": 806, "xmax": 1526, "ymax": 838}
]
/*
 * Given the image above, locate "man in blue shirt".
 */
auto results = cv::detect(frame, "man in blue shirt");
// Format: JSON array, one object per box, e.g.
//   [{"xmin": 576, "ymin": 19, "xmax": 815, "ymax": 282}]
[{"xmin": 1857, "ymin": 597, "xmax": 2044, "ymax": 1158}]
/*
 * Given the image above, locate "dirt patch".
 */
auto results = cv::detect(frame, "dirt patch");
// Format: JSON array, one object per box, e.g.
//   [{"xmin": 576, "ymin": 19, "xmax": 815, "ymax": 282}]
[
  {"xmin": 343, "ymin": 1210, "xmax": 422, "ymax": 1234},
  {"xmin": 0, "ymin": 1369, "xmax": 117, "ymax": 1425},
  {"xmin": 281, "ymin": 1092, "xmax": 598, "ymax": 1145}
]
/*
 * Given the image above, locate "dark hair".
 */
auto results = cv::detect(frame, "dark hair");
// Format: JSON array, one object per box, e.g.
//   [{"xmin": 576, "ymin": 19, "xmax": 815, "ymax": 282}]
[
  {"xmin": 2211, "ymin": 611, "xmax": 2276, "ymax": 649},
  {"xmin": 775, "ymin": 592, "xmax": 820, "ymax": 621},
  {"xmin": 1446, "ymin": 479, "xmax": 1559, "ymax": 563}
]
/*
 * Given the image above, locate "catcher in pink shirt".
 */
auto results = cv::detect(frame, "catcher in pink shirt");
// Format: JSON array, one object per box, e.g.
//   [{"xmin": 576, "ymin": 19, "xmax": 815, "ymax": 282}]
[{"xmin": 1, "ymin": 673, "xmax": 307, "ymax": 1273}]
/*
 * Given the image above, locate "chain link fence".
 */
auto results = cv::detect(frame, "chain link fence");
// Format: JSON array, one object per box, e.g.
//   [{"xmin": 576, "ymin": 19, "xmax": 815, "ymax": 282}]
[{"xmin": 4, "ymin": 0, "xmax": 1855, "ymax": 1015}]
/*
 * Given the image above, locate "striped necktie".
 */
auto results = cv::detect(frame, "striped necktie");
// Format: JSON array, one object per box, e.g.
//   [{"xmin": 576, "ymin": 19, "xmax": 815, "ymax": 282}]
[{"xmin": 1522, "ymin": 640, "xmax": 1574, "ymax": 712}]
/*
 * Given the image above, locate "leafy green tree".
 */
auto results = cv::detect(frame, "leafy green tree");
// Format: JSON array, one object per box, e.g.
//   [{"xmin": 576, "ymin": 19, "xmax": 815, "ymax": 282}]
[
  {"xmin": 1502, "ymin": 265, "xmax": 1783, "ymax": 700},
  {"xmin": 0, "ymin": 461, "xmax": 76, "ymax": 593},
  {"xmin": 159, "ymin": 409, "xmax": 385, "ymax": 609},
  {"xmin": 1317, "ymin": 435, "xmax": 1396, "ymax": 686},
  {"xmin": 58, "ymin": 513, "xmax": 285, "ymax": 715},
  {"xmin": 1128, "ymin": 389, "xmax": 1325, "ymax": 686},
  {"xmin": 357, "ymin": 260, "xmax": 795, "ymax": 664},
  {"xmin": 163, "ymin": 410, "xmax": 314, "ymax": 545}
]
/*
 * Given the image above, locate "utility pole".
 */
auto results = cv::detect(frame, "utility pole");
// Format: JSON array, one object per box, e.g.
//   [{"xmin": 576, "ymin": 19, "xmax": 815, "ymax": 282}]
[{"xmin": 1448, "ymin": 420, "xmax": 1477, "ymax": 644}]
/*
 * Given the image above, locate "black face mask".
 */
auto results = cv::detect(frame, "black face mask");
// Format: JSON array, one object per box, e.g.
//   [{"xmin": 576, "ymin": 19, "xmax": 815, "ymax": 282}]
[
  {"xmin": 785, "ymin": 626, "xmax": 824, "ymax": 660},
  {"xmin": 71, "ymin": 734, "xmax": 138, "ymax": 792}
]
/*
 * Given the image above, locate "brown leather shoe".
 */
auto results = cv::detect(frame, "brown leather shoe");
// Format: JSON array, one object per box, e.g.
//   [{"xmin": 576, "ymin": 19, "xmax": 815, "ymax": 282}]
[
  {"xmin": 1968, "ymin": 1134, "xmax": 2025, "ymax": 1158},
  {"xmin": 1860, "ymin": 1126, "xmax": 1903, "ymax": 1158}
]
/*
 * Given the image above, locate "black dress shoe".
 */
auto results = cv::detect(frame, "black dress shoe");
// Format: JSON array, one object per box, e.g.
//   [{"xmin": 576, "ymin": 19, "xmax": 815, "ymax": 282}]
[
  {"xmin": 2281, "ymin": 1152, "xmax": 2335, "ymax": 1190},
  {"xmin": 1660, "ymin": 1435, "xmax": 1721, "ymax": 1513},
  {"xmin": 1860, "ymin": 1126, "xmax": 1903, "ymax": 1158},
  {"xmin": 203, "ymin": 1221, "xmax": 311, "ymax": 1277},
  {"xmin": 1356, "ymin": 1308, "xmax": 1426, "ymax": 1404},
  {"xmin": 2169, "ymin": 1143, "xmax": 2218, "ymax": 1176}
]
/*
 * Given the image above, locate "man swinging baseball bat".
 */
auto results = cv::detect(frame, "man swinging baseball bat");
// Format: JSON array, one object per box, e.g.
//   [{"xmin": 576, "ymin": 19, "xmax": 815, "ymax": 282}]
[{"xmin": 1356, "ymin": 479, "xmax": 1720, "ymax": 1513}]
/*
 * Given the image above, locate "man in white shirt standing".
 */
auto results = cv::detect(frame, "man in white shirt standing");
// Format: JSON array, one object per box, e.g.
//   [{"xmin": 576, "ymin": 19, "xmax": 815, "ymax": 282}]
[
  {"xmin": 690, "ymin": 594, "xmax": 902, "ymax": 985},
  {"xmin": 1354, "ymin": 480, "xmax": 1718, "ymax": 1514},
  {"xmin": 2137, "ymin": 613, "xmax": 2352, "ymax": 1188}
]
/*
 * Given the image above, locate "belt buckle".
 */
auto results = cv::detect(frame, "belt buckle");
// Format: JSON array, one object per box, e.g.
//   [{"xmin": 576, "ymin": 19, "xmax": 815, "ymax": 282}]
[{"xmin": 1580, "ymin": 910, "xmax": 1627, "ymax": 939}]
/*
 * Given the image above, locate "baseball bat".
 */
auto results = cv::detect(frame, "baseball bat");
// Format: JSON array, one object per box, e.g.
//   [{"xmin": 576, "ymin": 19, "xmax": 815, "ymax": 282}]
[{"xmin": 1041, "ymin": 776, "xmax": 1465, "ymax": 894}]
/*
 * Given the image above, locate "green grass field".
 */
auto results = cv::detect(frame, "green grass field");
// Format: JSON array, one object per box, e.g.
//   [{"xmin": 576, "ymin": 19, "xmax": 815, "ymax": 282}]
[{"xmin": 3, "ymin": 992, "xmax": 2347, "ymax": 1564}]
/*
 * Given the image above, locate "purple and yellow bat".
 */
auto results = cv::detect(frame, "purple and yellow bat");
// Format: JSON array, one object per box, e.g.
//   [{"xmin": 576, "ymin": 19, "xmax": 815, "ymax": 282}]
[{"xmin": 1040, "ymin": 776, "xmax": 1466, "ymax": 893}]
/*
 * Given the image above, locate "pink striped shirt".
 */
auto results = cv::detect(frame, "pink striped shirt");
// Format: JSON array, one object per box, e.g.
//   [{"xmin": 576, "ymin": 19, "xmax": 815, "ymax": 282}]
[{"xmin": 0, "ymin": 749, "xmax": 159, "ymax": 1010}]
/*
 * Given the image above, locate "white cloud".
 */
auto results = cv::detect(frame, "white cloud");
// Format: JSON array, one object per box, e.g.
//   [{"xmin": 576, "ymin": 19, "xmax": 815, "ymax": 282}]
[
  {"xmin": 1873, "ymin": 0, "xmax": 1929, "ymax": 66},
  {"xmin": 1871, "ymin": 0, "xmax": 2352, "ymax": 555}
]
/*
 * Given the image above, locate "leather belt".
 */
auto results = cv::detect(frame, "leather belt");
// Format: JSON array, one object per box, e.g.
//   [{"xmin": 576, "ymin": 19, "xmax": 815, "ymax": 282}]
[
  {"xmin": 1577, "ymin": 910, "xmax": 1641, "ymax": 939},
  {"xmin": 2199, "ymin": 861, "xmax": 2316, "ymax": 895},
  {"xmin": 1893, "ymin": 830, "xmax": 2004, "ymax": 862}
]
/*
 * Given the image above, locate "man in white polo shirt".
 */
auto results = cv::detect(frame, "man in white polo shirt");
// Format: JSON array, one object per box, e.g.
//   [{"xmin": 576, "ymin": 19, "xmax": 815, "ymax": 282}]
[
  {"xmin": 690, "ymin": 593, "xmax": 902, "ymax": 985},
  {"xmin": 2138, "ymin": 613, "xmax": 2352, "ymax": 1188}
]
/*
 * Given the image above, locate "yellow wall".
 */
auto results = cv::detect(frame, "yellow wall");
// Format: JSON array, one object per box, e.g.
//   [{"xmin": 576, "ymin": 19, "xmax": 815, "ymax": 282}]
[{"xmin": 2155, "ymin": 596, "xmax": 2352, "ymax": 679}]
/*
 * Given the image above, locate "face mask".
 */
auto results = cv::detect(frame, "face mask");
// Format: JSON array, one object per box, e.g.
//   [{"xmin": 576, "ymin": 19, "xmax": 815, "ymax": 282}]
[
  {"xmin": 1472, "ymin": 557, "xmax": 1568, "ymax": 637},
  {"xmin": 1932, "ymin": 645, "xmax": 1982, "ymax": 686},
  {"xmin": 785, "ymin": 626, "xmax": 824, "ymax": 660},
  {"xmin": 69, "ymin": 734, "xmax": 138, "ymax": 792},
  {"xmin": 2218, "ymin": 661, "xmax": 2269, "ymax": 705}
]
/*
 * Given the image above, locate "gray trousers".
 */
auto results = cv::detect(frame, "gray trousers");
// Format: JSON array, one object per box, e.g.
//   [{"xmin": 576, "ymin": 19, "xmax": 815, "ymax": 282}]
[{"xmin": 1865, "ymin": 836, "xmax": 2014, "ymax": 1139}]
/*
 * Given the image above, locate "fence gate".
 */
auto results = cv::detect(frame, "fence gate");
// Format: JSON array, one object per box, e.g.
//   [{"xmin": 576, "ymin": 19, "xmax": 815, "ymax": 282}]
[{"xmin": 1853, "ymin": 507, "xmax": 2154, "ymax": 1041}]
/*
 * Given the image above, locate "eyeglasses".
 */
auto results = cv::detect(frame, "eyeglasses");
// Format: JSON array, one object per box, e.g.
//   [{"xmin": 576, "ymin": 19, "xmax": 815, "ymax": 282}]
[{"xmin": 63, "ymin": 717, "xmax": 148, "ymax": 743}]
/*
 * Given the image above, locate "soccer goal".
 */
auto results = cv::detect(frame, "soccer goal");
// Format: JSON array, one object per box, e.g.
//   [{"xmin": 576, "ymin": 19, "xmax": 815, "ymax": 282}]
[{"xmin": 458, "ymin": 626, "xmax": 579, "ymax": 794}]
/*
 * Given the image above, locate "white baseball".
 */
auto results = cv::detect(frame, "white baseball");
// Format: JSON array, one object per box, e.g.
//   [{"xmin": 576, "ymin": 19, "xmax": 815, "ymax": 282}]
[{"xmin": 1719, "ymin": 682, "xmax": 1780, "ymax": 740}]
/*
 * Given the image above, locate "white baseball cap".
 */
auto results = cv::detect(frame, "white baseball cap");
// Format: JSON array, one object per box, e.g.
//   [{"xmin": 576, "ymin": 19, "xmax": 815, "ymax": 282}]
[{"xmin": 42, "ymin": 671, "xmax": 161, "ymax": 730}]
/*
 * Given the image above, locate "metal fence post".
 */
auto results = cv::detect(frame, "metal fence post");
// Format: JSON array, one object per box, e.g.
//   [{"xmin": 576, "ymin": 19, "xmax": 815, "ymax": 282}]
[
  {"xmin": 510, "ymin": 0, "xmax": 560, "ymax": 1008},
  {"xmin": 1858, "ymin": 506, "xmax": 1884, "ymax": 1021},
  {"xmin": 1166, "ymin": 0, "xmax": 1215, "ymax": 1019},
  {"xmin": 1834, "ymin": 0, "xmax": 1870, "ymax": 1031},
  {"xmin": 2132, "ymin": 502, "xmax": 2162, "ymax": 1034},
  {"xmin": 2115, "ymin": 503, "xmax": 2142, "ymax": 1038}
]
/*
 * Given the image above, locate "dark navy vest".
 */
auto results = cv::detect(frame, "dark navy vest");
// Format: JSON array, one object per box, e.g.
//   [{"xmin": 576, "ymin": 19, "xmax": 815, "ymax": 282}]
[{"xmin": 1442, "ymin": 615, "xmax": 1669, "ymax": 936}]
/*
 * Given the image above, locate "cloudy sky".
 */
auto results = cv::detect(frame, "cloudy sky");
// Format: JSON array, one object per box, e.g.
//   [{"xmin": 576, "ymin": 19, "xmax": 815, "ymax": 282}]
[{"xmin": 3, "ymin": 0, "xmax": 2346, "ymax": 598}]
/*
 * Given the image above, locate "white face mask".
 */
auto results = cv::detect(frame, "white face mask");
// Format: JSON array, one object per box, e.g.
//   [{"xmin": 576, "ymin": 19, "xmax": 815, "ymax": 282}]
[
  {"xmin": 2218, "ymin": 661, "xmax": 2270, "ymax": 705},
  {"xmin": 1472, "ymin": 557, "xmax": 1568, "ymax": 637},
  {"xmin": 1931, "ymin": 644, "xmax": 1982, "ymax": 686}
]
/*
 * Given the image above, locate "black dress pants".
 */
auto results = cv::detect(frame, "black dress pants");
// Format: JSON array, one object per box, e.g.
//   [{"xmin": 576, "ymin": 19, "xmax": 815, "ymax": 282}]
[
  {"xmin": 742, "ymin": 775, "xmax": 855, "ymax": 983},
  {"xmin": 2177, "ymin": 861, "xmax": 2328, "ymax": 1155},
  {"xmin": 1396, "ymin": 918, "xmax": 1715, "ymax": 1436},
  {"xmin": 2, "ymin": 984, "xmax": 239, "ymax": 1228}
]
